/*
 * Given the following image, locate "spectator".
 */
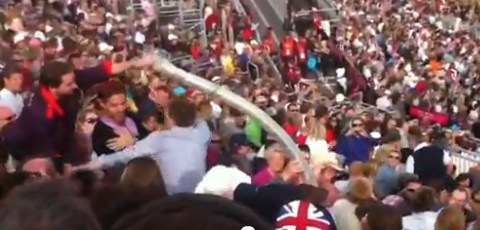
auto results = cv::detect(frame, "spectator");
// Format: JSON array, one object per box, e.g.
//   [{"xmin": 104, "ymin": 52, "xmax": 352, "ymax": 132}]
[
  {"xmin": 120, "ymin": 157, "xmax": 168, "ymax": 199},
  {"xmin": 0, "ymin": 179, "xmax": 101, "ymax": 230},
  {"xmin": 375, "ymin": 151, "xmax": 403, "ymax": 198},
  {"xmin": 0, "ymin": 63, "xmax": 23, "ymax": 117},
  {"xmin": 383, "ymin": 175, "xmax": 423, "ymax": 216},
  {"xmin": 335, "ymin": 161, "xmax": 364, "ymax": 196},
  {"xmin": 252, "ymin": 143, "xmax": 288, "ymax": 186},
  {"xmin": 406, "ymin": 130, "xmax": 452, "ymax": 188},
  {"xmin": 312, "ymin": 152, "xmax": 343, "ymax": 206},
  {"xmin": 435, "ymin": 206, "xmax": 465, "ymax": 230},
  {"xmin": 330, "ymin": 177, "xmax": 375, "ymax": 230},
  {"xmin": 366, "ymin": 204, "xmax": 403, "ymax": 230},
  {"xmin": 402, "ymin": 186, "xmax": 438, "ymax": 230},
  {"xmin": 335, "ymin": 117, "xmax": 376, "ymax": 165},
  {"xmin": 77, "ymin": 97, "xmax": 210, "ymax": 194}
]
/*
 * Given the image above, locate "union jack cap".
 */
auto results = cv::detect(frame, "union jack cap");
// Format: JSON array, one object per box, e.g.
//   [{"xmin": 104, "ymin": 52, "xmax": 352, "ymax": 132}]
[{"xmin": 276, "ymin": 200, "xmax": 332, "ymax": 230}]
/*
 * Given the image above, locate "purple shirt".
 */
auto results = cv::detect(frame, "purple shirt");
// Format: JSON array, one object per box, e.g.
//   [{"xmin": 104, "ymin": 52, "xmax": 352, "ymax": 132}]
[{"xmin": 252, "ymin": 168, "xmax": 274, "ymax": 186}]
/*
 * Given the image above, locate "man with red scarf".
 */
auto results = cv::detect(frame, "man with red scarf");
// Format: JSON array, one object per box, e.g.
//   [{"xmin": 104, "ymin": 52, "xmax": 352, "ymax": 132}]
[{"xmin": 1, "ymin": 56, "xmax": 153, "ymax": 173}]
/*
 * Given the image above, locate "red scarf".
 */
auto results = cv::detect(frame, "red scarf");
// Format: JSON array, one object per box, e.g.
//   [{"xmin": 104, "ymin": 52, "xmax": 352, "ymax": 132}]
[{"xmin": 40, "ymin": 86, "xmax": 64, "ymax": 119}]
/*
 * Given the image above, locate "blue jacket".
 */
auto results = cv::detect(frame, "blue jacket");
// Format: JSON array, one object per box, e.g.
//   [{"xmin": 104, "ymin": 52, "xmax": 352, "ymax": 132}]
[{"xmin": 335, "ymin": 134, "xmax": 376, "ymax": 165}]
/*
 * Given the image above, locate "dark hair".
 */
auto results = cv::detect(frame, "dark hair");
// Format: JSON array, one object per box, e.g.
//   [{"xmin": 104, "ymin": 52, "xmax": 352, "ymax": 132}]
[
  {"xmin": 70, "ymin": 170, "xmax": 99, "ymax": 197},
  {"xmin": 411, "ymin": 186, "xmax": 436, "ymax": 212},
  {"xmin": 455, "ymin": 173, "xmax": 471, "ymax": 187},
  {"xmin": 0, "ymin": 179, "xmax": 100, "ymax": 230},
  {"xmin": 39, "ymin": 61, "xmax": 74, "ymax": 88},
  {"xmin": 167, "ymin": 97, "xmax": 196, "ymax": 127},
  {"xmin": 111, "ymin": 194, "xmax": 271, "ymax": 230},
  {"xmin": 96, "ymin": 81, "xmax": 126, "ymax": 102},
  {"xmin": 298, "ymin": 145, "xmax": 310, "ymax": 157},
  {"xmin": 297, "ymin": 184, "xmax": 328, "ymax": 208},
  {"xmin": 366, "ymin": 204, "xmax": 403, "ymax": 230}
]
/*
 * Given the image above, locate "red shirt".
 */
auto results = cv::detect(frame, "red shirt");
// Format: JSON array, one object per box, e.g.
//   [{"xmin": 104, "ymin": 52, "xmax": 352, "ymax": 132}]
[
  {"xmin": 296, "ymin": 133, "xmax": 308, "ymax": 145},
  {"xmin": 190, "ymin": 44, "xmax": 201, "ymax": 60},
  {"xmin": 283, "ymin": 122, "xmax": 298, "ymax": 138},
  {"xmin": 242, "ymin": 28, "xmax": 253, "ymax": 41}
]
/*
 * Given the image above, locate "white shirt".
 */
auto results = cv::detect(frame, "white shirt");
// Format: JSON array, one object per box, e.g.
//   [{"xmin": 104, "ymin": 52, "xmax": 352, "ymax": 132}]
[
  {"xmin": 305, "ymin": 137, "xmax": 329, "ymax": 157},
  {"xmin": 405, "ymin": 142, "xmax": 451, "ymax": 174},
  {"xmin": 0, "ymin": 88, "xmax": 24, "ymax": 117},
  {"xmin": 402, "ymin": 211, "xmax": 438, "ymax": 230}
]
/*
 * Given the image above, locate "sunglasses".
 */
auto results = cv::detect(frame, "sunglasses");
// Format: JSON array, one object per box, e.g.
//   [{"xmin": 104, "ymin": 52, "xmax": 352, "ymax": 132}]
[
  {"xmin": 352, "ymin": 123, "xmax": 363, "ymax": 127},
  {"xmin": 289, "ymin": 109, "xmax": 299, "ymax": 112},
  {"xmin": 4, "ymin": 115, "xmax": 14, "ymax": 121}
]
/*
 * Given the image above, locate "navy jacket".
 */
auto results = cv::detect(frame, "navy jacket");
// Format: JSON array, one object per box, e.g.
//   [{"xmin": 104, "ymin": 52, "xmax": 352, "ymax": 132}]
[{"xmin": 2, "ymin": 61, "xmax": 113, "ymax": 164}]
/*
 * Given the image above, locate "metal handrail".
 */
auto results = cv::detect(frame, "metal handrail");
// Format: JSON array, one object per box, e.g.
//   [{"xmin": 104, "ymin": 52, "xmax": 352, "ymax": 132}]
[{"xmin": 232, "ymin": 0, "xmax": 283, "ymax": 84}]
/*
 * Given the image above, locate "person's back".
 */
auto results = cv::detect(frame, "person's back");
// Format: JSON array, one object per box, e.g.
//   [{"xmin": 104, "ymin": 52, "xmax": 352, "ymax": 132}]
[
  {"xmin": 412, "ymin": 144, "xmax": 447, "ymax": 185},
  {"xmin": 148, "ymin": 119, "xmax": 210, "ymax": 194}
]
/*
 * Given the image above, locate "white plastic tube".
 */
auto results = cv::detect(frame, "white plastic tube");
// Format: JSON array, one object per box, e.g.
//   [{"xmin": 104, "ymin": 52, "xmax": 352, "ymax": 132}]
[{"xmin": 153, "ymin": 56, "xmax": 316, "ymax": 185}]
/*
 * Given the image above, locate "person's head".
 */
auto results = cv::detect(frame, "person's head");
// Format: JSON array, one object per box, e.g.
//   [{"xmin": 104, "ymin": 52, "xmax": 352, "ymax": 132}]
[
  {"xmin": 386, "ymin": 151, "xmax": 401, "ymax": 167},
  {"xmin": 264, "ymin": 143, "xmax": 288, "ymax": 173},
  {"xmin": 411, "ymin": 186, "xmax": 436, "ymax": 213},
  {"xmin": 39, "ymin": 61, "xmax": 77, "ymax": 96},
  {"xmin": 197, "ymin": 100, "xmax": 213, "ymax": 119},
  {"xmin": 229, "ymin": 133, "xmax": 252, "ymax": 156},
  {"xmin": 347, "ymin": 177, "xmax": 374, "ymax": 204},
  {"xmin": 21, "ymin": 158, "xmax": 57, "ymax": 179},
  {"xmin": 349, "ymin": 161, "xmax": 364, "ymax": 178},
  {"xmin": 166, "ymin": 97, "xmax": 197, "ymax": 128},
  {"xmin": 435, "ymin": 206, "xmax": 465, "ymax": 230},
  {"xmin": 400, "ymin": 176, "xmax": 422, "ymax": 199},
  {"xmin": 448, "ymin": 188, "xmax": 468, "ymax": 208},
  {"xmin": 230, "ymin": 108, "xmax": 246, "ymax": 128},
  {"xmin": 314, "ymin": 104, "xmax": 329, "ymax": 125},
  {"xmin": 1, "ymin": 63, "xmax": 23, "ymax": 92},
  {"xmin": 111, "ymin": 193, "xmax": 272, "ymax": 230},
  {"xmin": 383, "ymin": 129, "xmax": 401, "ymax": 149},
  {"xmin": 365, "ymin": 204, "xmax": 402, "ymax": 230},
  {"xmin": 351, "ymin": 117, "xmax": 365, "ymax": 134},
  {"xmin": 96, "ymin": 81, "xmax": 127, "ymax": 122},
  {"xmin": 286, "ymin": 102, "xmax": 299, "ymax": 117},
  {"xmin": 150, "ymin": 85, "xmax": 170, "ymax": 108},
  {"xmin": 312, "ymin": 154, "xmax": 343, "ymax": 185},
  {"xmin": 0, "ymin": 179, "xmax": 101, "ymax": 230},
  {"xmin": 121, "ymin": 157, "xmax": 167, "ymax": 197},
  {"xmin": 455, "ymin": 173, "xmax": 470, "ymax": 189}
]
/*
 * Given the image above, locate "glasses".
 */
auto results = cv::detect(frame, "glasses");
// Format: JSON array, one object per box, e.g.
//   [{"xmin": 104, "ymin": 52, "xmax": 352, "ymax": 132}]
[
  {"xmin": 352, "ymin": 123, "xmax": 363, "ymax": 127},
  {"xmin": 289, "ymin": 109, "xmax": 299, "ymax": 112}
]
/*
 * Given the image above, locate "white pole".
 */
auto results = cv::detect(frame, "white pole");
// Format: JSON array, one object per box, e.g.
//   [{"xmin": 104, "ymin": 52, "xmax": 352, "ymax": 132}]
[{"xmin": 152, "ymin": 56, "xmax": 317, "ymax": 185}]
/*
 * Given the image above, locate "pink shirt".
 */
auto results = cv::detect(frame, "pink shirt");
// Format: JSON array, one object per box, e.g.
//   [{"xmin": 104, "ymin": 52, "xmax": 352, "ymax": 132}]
[{"xmin": 252, "ymin": 168, "xmax": 274, "ymax": 186}]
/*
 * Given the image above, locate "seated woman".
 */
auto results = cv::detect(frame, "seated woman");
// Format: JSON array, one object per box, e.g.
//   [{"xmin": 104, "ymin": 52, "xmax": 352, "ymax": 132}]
[{"xmin": 91, "ymin": 81, "xmax": 150, "ymax": 156}]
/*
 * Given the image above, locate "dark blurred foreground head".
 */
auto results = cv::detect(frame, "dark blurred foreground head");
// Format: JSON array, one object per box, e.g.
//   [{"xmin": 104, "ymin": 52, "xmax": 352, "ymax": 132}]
[
  {"xmin": 0, "ymin": 179, "xmax": 100, "ymax": 230},
  {"xmin": 112, "ymin": 193, "xmax": 272, "ymax": 230}
]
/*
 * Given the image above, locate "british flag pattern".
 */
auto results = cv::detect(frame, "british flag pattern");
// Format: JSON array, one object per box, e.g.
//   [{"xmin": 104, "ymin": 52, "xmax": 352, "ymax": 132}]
[{"xmin": 275, "ymin": 200, "xmax": 334, "ymax": 230}]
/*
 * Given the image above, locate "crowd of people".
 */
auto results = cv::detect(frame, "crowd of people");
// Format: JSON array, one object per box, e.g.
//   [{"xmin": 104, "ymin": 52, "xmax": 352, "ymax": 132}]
[{"xmin": 0, "ymin": 0, "xmax": 480, "ymax": 229}]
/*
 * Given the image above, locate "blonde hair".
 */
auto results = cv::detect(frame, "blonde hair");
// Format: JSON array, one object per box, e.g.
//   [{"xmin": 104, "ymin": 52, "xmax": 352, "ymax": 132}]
[
  {"xmin": 307, "ymin": 119, "xmax": 326, "ymax": 140},
  {"xmin": 347, "ymin": 177, "xmax": 374, "ymax": 203},
  {"xmin": 435, "ymin": 206, "xmax": 465, "ymax": 230}
]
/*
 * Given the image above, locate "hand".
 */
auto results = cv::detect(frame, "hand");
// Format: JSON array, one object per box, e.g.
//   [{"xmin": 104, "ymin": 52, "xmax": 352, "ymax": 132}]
[
  {"xmin": 132, "ymin": 54, "xmax": 155, "ymax": 68},
  {"xmin": 106, "ymin": 131, "xmax": 135, "ymax": 151},
  {"xmin": 281, "ymin": 160, "xmax": 304, "ymax": 183}
]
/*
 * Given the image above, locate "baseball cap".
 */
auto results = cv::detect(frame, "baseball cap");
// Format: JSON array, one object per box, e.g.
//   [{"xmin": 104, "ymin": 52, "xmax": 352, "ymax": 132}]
[
  {"xmin": 276, "ymin": 200, "xmax": 336, "ymax": 229},
  {"xmin": 229, "ymin": 133, "xmax": 250, "ymax": 147}
]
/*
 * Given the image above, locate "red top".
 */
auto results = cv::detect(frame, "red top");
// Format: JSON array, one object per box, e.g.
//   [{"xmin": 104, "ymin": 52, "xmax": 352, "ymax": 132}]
[
  {"xmin": 296, "ymin": 133, "xmax": 308, "ymax": 145},
  {"xmin": 283, "ymin": 122, "xmax": 298, "ymax": 138},
  {"xmin": 242, "ymin": 28, "xmax": 253, "ymax": 41},
  {"xmin": 190, "ymin": 44, "xmax": 201, "ymax": 60}
]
